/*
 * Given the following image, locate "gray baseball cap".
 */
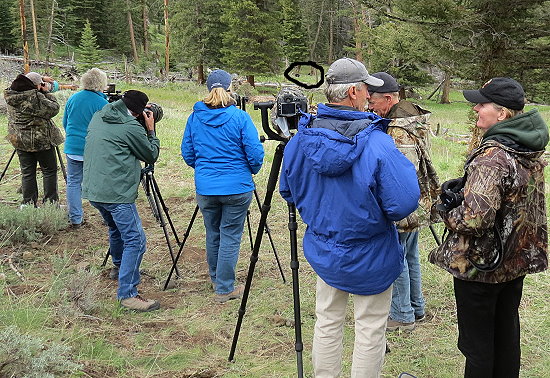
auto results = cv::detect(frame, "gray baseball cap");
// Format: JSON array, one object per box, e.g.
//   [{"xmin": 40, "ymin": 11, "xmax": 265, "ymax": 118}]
[{"xmin": 326, "ymin": 58, "xmax": 384, "ymax": 87}]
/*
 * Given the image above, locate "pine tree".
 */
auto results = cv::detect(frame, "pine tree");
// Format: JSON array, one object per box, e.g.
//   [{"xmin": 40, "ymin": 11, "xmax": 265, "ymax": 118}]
[
  {"xmin": 77, "ymin": 20, "xmax": 102, "ymax": 72},
  {"xmin": 0, "ymin": 0, "xmax": 17, "ymax": 53},
  {"xmin": 281, "ymin": 0, "xmax": 308, "ymax": 64},
  {"xmin": 221, "ymin": 0, "xmax": 282, "ymax": 86}
]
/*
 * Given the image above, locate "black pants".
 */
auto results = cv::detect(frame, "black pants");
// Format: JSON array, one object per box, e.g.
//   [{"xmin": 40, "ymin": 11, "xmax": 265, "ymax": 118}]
[
  {"xmin": 16, "ymin": 148, "xmax": 59, "ymax": 205},
  {"xmin": 453, "ymin": 276, "xmax": 524, "ymax": 378}
]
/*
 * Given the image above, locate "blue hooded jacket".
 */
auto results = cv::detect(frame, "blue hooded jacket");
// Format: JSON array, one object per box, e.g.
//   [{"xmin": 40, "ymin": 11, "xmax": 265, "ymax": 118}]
[
  {"xmin": 279, "ymin": 104, "xmax": 420, "ymax": 295},
  {"xmin": 182, "ymin": 101, "xmax": 264, "ymax": 195}
]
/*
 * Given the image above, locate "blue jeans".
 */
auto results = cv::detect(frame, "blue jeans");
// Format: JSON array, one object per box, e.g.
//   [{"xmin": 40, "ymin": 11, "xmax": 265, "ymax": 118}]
[
  {"xmin": 196, "ymin": 191, "xmax": 252, "ymax": 295},
  {"xmin": 66, "ymin": 156, "xmax": 83, "ymax": 224},
  {"xmin": 390, "ymin": 231, "xmax": 425, "ymax": 323},
  {"xmin": 90, "ymin": 202, "xmax": 147, "ymax": 300}
]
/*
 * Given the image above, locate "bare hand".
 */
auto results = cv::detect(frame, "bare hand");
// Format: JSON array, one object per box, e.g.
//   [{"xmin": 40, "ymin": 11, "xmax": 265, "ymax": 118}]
[{"xmin": 143, "ymin": 109, "xmax": 155, "ymax": 131}]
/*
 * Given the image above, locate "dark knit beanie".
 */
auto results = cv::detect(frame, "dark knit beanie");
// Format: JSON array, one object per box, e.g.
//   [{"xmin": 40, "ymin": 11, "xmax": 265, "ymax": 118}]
[{"xmin": 122, "ymin": 90, "xmax": 149, "ymax": 114}]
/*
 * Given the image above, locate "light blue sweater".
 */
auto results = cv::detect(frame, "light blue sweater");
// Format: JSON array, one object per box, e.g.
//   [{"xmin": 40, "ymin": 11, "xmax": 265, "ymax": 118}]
[{"xmin": 63, "ymin": 90, "xmax": 108, "ymax": 156}]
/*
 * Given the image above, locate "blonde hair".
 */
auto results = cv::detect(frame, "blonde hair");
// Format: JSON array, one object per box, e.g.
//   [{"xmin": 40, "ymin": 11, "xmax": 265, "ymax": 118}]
[
  {"xmin": 491, "ymin": 103, "xmax": 523, "ymax": 119},
  {"xmin": 81, "ymin": 68, "xmax": 108, "ymax": 92},
  {"xmin": 203, "ymin": 87, "xmax": 235, "ymax": 108}
]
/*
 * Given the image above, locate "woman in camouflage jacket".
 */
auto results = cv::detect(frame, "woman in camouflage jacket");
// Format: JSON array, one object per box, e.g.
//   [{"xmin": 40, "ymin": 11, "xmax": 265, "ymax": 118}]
[
  {"xmin": 5, "ymin": 72, "xmax": 64, "ymax": 206},
  {"xmin": 429, "ymin": 78, "xmax": 548, "ymax": 378}
]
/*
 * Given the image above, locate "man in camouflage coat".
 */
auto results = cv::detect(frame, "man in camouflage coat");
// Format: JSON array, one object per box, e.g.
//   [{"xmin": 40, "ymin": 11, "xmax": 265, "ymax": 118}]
[
  {"xmin": 5, "ymin": 72, "xmax": 64, "ymax": 206},
  {"xmin": 368, "ymin": 72, "xmax": 440, "ymax": 331},
  {"xmin": 429, "ymin": 78, "xmax": 548, "ymax": 377}
]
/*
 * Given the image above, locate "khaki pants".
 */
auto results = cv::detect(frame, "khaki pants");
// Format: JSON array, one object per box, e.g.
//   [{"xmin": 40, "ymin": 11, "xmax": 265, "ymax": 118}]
[{"xmin": 312, "ymin": 277, "xmax": 392, "ymax": 378}]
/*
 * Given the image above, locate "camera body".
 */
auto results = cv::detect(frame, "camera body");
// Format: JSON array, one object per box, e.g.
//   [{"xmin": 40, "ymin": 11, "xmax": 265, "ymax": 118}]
[
  {"xmin": 104, "ymin": 83, "xmax": 123, "ymax": 103},
  {"xmin": 277, "ymin": 92, "xmax": 308, "ymax": 118},
  {"xmin": 437, "ymin": 177, "xmax": 465, "ymax": 212}
]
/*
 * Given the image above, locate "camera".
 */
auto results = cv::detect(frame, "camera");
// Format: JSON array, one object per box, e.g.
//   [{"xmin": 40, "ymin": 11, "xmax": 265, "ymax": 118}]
[
  {"xmin": 104, "ymin": 83, "xmax": 123, "ymax": 102},
  {"xmin": 137, "ymin": 102, "xmax": 164, "ymax": 131},
  {"xmin": 276, "ymin": 89, "xmax": 308, "ymax": 118},
  {"xmin": 436, "ymin": 177, "xmax": 465, "ymax": 212}
]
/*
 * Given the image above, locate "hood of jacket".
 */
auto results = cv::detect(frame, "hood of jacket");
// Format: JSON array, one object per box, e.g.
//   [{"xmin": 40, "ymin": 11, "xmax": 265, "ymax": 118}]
[
  {"xmin": 100, "ymin": 99, "xmax": 140, "ymax": 125},
  {"xmin": 482, "ymin": 109, "xmax": 549, "ymax": 152},
  {"xmin": 192, "ymin": 101, "xmax": 238, "ymax": 128},
  {"xmin": 296, "ymin": 103, "xmax": 389, "ymax": 177},
  {"xmin": 9, "ymin": 74, "xmax": 36, "ymax": 92}
]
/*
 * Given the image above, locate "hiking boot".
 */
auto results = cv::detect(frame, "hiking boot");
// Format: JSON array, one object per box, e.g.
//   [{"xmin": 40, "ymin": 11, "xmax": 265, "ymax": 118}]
[
  {"xmin": 386, "ymin": 318, "xmax": 415, "ymax": 332},
  {"xmin": 69, "ymin": 219, "xmax": 86, "ymax": 229},
  {"xmin": 109, "ymin": 266, "xmax": 119, "ymax": 280},
  {"xmin": 215, "ymin": 284, "xmax": 244, "ymax": 304},
  {"xmin": 120, "ymin": 295, "xmax": 160, "ymax": 312}
]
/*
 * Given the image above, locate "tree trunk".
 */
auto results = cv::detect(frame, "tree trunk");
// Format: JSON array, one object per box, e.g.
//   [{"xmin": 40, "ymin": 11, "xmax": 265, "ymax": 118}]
[
  {"xmin": 328, "ymin": 8, "xmax": 334, "ymax": 63},
  {"xmin": 309, "ymin": 0, "xmax": 325, "ymax": 63},
  {"xmin": 247, "ymin": 75, "xmax": 255, "ymax": 87},
  {"xmin": 439, "ymin": 72, "xmax": 451, "ymax": 104},
  {"xmin": 29, "ymin": 0, "xmax": 40, "ymax": 59},
  {"xmin": 143, "ymin": 0, "xmax": 149, "ymax": 55},
  {"xmin": 164, "ymin": 0, "xmax": 170, "ymax": 78},
  {"xmin": 45, "ymin": 0, "xmax": 56, "ymax": 73},
  {"xmin": 197, "ymin": 63, "xmax": 204, "ymax": 84},
  {"xmin": 125, "ymin": 0, "xmax": 139, "ymax": 63},
  {"xmin": 18, "ymin": 0, "xmax": 30, "ymax": 73}
]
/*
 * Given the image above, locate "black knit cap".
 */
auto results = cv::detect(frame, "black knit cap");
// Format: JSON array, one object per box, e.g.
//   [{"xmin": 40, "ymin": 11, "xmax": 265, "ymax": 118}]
[
  {"xmin": 122, "ymin": 90, "xmax": 149, "ymax": 114},
  {"xmin": 463, "ymin": 77, "xmax": 525, "ymax": 110}
]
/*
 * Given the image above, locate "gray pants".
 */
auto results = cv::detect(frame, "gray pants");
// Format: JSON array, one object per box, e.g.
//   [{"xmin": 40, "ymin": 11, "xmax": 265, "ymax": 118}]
[{"xmin": 16, "ymin": 148, "xmax": 58, "ymax": 206}]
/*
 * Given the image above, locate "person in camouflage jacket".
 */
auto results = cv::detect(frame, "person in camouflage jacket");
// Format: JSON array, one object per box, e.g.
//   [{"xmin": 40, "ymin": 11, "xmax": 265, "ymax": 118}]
[
  {"xmin": 429, "ymin": 77, "xmax": 548, "ymax": 378},
  {"xmin": 368, "ymin": 72, "xmax": 440, "ymax": 332},
  {"xmin": 4, "ymin": 72, "xmax": 64, "ymax": 206}
]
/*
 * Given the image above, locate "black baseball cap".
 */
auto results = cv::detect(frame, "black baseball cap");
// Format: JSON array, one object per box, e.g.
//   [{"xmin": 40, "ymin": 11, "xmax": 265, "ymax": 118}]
[
  {"xmin": 463, "ymin": 77, "xmax": 525, "ymax": 110},
  {"xmin": 368, "ymin": 72, "xmax": 400, "ymax": 94},
  {"xmin": 122, "ymin": 90, "xmax": 149, "ymax": 114}
]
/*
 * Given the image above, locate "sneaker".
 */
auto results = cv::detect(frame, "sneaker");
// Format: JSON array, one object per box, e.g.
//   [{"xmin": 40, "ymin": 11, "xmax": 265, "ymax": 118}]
[
  {"xmin": 109, "ymin": 266, "xmax": 119, "ymax": 280},
  {"xmin": 386, "ymin": 318, "xmax": 415, "ymax": 332},
  {"xmin": 215, "ymin": 284, "xmax": 244, "ymax": 304},
  {"xmin": 415, "ymin": 313, "xmax": 427, "ymax": 323},
  {"xmin": 120, "ymin": 295, "xmax": 160, "ymax": 312}
]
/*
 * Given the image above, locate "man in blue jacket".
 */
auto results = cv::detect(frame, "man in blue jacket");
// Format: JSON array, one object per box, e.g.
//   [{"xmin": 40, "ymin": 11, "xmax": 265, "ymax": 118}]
[{"xmin": 279, "ymin": 58, "xmax": 420, "ymax": 377}]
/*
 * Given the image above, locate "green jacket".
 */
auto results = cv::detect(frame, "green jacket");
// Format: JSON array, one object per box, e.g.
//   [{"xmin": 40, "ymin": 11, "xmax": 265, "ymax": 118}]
[
  {"xmin": 82, "ymin": 100, "xmax": 160, "ymax": 203},
  {"xmin": 429, "ymin": 109, "xmax": 548, "ymax": 283},
  {"xmin": 4, "ymin": 74, "xmax": 63, "ymax": 152},
  {"xmin": 386, "ymin": 100, "xmax": 440, "ymax": 231}
]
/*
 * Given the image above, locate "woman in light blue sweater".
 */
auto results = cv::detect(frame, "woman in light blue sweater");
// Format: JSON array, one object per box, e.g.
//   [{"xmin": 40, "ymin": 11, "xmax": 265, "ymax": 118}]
[{"xmin": 62, "ymin": 68, "xmax": 108, "ymax": 227}]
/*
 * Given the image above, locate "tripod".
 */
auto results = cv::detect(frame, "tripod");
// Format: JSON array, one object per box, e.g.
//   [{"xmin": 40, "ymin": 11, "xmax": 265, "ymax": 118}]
[
  {"xmin": 163, "ymin": 186, "xmax": 287, "ymax": 290},
  {"xmin": 0, "ymin": 146, "xmax": 67, "ymax": 185},
  {"xmin": 101, "ymin": 164, "xmax": 182, "ymax": 279},
  {"xmin": 228, "ymin": 102, "xmax": 304, "ymax": 377}
]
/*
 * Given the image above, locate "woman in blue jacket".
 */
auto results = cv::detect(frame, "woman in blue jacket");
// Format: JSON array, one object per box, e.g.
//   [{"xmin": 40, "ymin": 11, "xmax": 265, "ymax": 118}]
[
  {"xmin": 63, "ymin": 68, "xmax": 108, "ymax": 227},
  {"xmin": 181, "ymin": 70, "xmax": 264, "ymax": 303}
]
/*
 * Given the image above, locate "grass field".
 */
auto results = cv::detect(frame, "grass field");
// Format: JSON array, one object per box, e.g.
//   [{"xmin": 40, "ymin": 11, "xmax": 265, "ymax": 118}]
[{"xmin": 0, "ymin": 80, "xmax": 549, "ymax": 377}]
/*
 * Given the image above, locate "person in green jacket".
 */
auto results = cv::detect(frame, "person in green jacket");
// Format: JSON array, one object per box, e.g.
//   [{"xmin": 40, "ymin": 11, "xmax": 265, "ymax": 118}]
[{"xmin": 82, "ymin": 90, "xmax": 160, "ymax": 312}]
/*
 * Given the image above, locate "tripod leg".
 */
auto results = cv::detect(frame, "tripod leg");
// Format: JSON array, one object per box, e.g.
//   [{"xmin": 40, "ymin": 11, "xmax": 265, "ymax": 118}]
[
  {"xmin": 253, "ymin": 188, "xmax": 286, "ymax": 283},
  {"xmin": 229, "ymin": 143, "xmax": 285, "ymax": 362},
  {"xmin": 101, "ymin": 248, "xmax": 111, "ymax": 267},
  {"xmin": 288, "ymin": 202, "xmax": 304, "ymax": 377},
  {"xmin": 0, "ymin": 149, "xmax": 17, "ymax": 184},
  {"xmin": 55, "ymin": 146, "xmax": 67, "ymax": 183},
  {"xmin": 151, "ymin": 174, "xmax": 181, "ymax": 246},
  {"xmin": 164, "ymin": 205, "xmax": 199, "ymax": 290},
  {"xmin": 147, "ymin": 173, "xmax": 181, "ymax": 278},
  {"xmin": 246, "ymin": 210, "xmax": 253, "ymax": 251}
]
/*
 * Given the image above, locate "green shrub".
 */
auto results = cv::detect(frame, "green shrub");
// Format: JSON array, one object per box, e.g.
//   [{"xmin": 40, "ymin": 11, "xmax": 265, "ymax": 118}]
[
  {"xmin": 0, "ymin": 204, "xmax": 67, "ymax": 245},
  {"xmin": 0, "ymin": 326, "xmax": 82, "ymax": 377}
]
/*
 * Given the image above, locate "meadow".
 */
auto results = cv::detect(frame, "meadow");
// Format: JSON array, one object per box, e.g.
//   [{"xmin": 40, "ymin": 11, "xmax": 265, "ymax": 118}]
[{"xmin": 0, "ymin": 80, "xmax": 549, "ymax": 377}]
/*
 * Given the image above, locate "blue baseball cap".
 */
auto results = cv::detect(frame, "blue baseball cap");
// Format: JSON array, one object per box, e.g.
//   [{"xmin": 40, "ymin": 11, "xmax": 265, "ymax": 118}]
[{"xmin": 206, "ymin": 69, "xmax": 232, "ymax": 91}]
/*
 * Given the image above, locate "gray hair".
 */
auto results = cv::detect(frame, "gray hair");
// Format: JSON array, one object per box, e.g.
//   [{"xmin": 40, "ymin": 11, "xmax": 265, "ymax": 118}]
[
  {"xmin": 81, "ymin": 68, "xmax": 108, "ymax": 92},
  {"xmin": 324, "ymin": 82, "xmax": 365, "ymax": 103}
]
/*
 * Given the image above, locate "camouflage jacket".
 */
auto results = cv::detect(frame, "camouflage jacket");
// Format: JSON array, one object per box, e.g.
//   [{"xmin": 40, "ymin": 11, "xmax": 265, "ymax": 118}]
[
  {"xmin": 429, "ymin": 116, "xmax": 548, "ymax": 283},
  {"xmin": 4, "ymin": 75, "xmax": 63, "ymax": 152},
  {"xmin": 386, "ymin": 101, "xmax": 440, "ymax": 231}
]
